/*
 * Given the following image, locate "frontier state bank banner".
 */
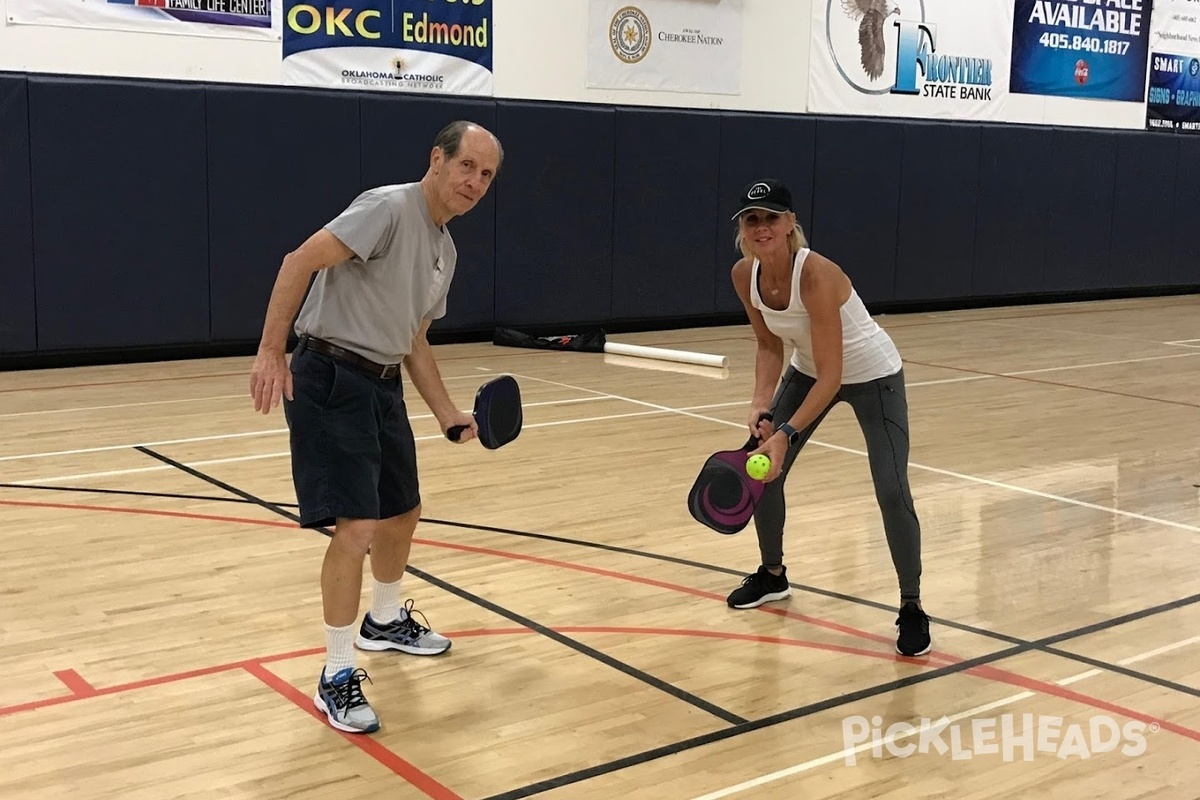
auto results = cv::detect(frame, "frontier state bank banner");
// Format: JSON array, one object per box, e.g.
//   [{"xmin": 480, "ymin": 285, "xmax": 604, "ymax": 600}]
[
  {"xmin": 6, "ymin": 0, "xmax": 279, "ymax": 40},
  {"xmin": 807, "ymin": 0, "xmax": 1012, "ymax": 120},
  {"xmin": 282, "ymin": 0, "xmax": 492, "ymax": 95}
]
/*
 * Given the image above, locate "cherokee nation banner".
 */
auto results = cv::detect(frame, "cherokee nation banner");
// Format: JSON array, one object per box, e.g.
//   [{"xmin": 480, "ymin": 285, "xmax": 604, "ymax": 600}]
[
  {"xmin": 807, "ymin": 0, "xmax": 1013, "ymax": 120},
  {"xmin": 586, "ymin": 0, "xmax": 744, "ymax": 95},
  {"xmin": 282, "ymin": 0, "xmax": 492, "ymax": 95},
  {"xmin": 5, "ymin": 0, "xmax": 278, "ymax": 40},
  {"xmin": 1010, "ymin": 0, "xmax": 1154, "ymax": 101},
  {"xmin": 1145, "ymin": 0, "xmax": 1200, "ymax": 131}
]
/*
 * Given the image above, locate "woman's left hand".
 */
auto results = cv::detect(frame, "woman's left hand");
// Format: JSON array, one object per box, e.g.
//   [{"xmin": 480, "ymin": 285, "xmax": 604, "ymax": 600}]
[{"xmin": 747, "ymin": 429, "xmax": 788, "ymax": 483}]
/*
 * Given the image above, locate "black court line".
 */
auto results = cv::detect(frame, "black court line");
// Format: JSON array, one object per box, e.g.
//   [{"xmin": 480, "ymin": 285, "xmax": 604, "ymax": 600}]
[
  {"xmin": 418, "ymin": 518, "xmax": 1200, "ymax": 708},
  {"xmin": 0, "ymin": 482, "xmax": 299, "ymax": 507},
  {"xmin": 1040, "ymin": 645, "xmax": 1200, "ymax": 699},
  {"xmin": 484, "ymin": 590, "xmax": 1200, "ymax": 799},
  {"xmin": 134, "ymin": 446, "xmax": 747, "ymax": 726},
  {"xmin": 12, "ymin": 475, "xmax": 1194, "ymax": 701}
]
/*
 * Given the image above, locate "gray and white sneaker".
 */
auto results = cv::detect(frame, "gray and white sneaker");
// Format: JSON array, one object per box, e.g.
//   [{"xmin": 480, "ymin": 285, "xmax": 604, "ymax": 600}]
[
  {"xmin": 314, "ymin": 667, "xmax": 380, "ymax": 734},
  {"xmin": 356, "ymin": 599, "xmax": 452, "ymax": 655}
]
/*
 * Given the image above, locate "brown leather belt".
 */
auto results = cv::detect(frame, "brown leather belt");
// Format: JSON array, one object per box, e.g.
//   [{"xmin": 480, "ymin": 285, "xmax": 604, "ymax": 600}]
[{"xmin": 299, "ymin": 335, "xmax": 402, "ymax": 379}]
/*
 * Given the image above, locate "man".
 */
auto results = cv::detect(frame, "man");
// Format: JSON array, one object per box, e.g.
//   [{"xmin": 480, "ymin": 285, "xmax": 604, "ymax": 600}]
[{"xmin": 249, "ymin": 120, "xmax": 503, "ymax": 733}]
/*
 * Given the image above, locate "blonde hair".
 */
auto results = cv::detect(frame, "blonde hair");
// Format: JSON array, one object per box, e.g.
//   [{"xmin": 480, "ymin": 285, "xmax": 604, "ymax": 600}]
[{"xmin": 734, "ymin": 214, "xmax": 808, "ymax": 260}]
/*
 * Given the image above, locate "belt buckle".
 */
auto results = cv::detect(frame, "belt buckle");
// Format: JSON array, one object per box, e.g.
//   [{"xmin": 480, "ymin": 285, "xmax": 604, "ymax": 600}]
[{"xmin": 379, "ymin": 363, "xmax": 400, "ymax": 379}]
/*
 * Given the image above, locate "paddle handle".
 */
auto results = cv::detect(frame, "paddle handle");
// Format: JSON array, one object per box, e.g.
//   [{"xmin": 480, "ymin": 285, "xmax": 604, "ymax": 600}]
[
  {"xmin": 446, "ymin": 424, "xmax": 468, "ymax": 442},
  {"xmin": 745, "ymin": 411, "xmax": 773, "ymax": 449}
]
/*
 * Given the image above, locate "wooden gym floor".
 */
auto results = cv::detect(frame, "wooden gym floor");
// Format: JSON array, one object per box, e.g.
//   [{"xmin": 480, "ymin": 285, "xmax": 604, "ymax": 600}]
[{"xmin": 1, "ymin": 295, "xmax": 1198, "ymax": 799}]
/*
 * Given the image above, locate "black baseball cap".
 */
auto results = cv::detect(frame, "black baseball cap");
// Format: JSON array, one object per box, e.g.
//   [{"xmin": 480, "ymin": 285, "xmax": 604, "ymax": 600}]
[{"xmin": 731, "ymin": 179, "xmax": 792, "ymax": 220}]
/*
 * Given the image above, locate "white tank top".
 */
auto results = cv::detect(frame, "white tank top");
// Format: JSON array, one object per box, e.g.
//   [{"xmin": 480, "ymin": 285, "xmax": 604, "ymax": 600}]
[{"xmin": 749, "ymin": 248, "xmax": 902, "ymax": 384}]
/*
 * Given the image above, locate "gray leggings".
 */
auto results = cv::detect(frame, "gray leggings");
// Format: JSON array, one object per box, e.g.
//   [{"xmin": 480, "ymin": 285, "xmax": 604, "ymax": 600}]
[{"xmin": 755, "ymin": 365, "xmax": 922, "ymax": 600}]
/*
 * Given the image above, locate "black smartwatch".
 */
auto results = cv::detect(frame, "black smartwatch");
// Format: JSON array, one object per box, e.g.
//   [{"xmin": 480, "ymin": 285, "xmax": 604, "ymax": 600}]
[{"xmin": 777, "ymin": 422, "xmax": 801, "ymax": 446}]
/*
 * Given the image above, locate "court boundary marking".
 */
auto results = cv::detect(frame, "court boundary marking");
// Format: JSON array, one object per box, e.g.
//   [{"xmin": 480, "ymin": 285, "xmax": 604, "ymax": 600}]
[{"xmin": 3, "ymin": 495, "xmax": 1198, "ymax": 800}]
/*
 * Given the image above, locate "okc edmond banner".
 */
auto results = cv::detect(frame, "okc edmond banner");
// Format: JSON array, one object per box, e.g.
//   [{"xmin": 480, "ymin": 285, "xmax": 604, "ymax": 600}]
[
  {"xmin": 1010, "ymin": 0, "xmax": 1154, "ymax": 101},
  {"xmin": 282, "ymin": 0, "xmax": 492, "ymax": 95},
  {"xmin": 5, "ymin": 0, "xmax": 277, "ymax": 40},
  {"xmin": 807, "ymin": 0, "xmax": 1012, "ymax": 120}
]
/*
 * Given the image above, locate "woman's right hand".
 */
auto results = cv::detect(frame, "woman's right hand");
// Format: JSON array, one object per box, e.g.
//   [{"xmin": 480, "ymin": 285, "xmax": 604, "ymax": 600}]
[{"xmin": 747, "ymin": 407, "xmax": 773, "ymax": 441}]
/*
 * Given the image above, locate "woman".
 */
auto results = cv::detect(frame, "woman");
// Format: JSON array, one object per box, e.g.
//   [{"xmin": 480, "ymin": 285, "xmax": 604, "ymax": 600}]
[{"xmin": 725, "ymin": 178, "xmax": 931, "ymax": 658}]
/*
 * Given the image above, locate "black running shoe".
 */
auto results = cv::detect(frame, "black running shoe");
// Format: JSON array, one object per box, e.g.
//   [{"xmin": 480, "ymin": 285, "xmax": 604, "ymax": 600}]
[
  {"xmin": 727, "ymin": 565, "xmax": 792, "ymax": 609},
  {"xmin": 896, "ymin": 602, "xmax": 932, "ymax": 657}
]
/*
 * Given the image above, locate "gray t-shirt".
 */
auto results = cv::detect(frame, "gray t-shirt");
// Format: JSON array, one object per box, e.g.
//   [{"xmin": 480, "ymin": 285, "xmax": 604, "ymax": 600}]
[{"xmin": 293, "ymin": 182, "xmax": 457, "ymax": 363}]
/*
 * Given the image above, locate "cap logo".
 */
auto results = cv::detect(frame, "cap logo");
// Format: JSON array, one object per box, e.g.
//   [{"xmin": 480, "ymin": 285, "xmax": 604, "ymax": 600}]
[{"xmin": 746, "ymin": 183, "xmax": 771, "ymax": 199}]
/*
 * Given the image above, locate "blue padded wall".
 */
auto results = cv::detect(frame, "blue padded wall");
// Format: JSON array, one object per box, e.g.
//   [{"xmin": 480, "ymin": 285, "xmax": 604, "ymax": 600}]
[
  {"xmin": 0, "ymin": 76, "xmax": 36, "ymax": 354},
  {"xmin": 611, "ymin": 107, "xmax": 722, "ymax": 319},
  {"xmin": 811, "ymin": 118, "xmax": 905, "ymax": 305},
  {"xmin": 27, "ymin": 76, "xmax": 209, "ymax": 350},
  {"xmin": 206, "ymin": 85, "xmax": 361, "ymax": 342},
  {"xmin": 493, "ymin": 101, "xmax": 615, "ymax": 326},
  {"xmin": 972, "ymin": 126, "xmax": 1053, "ymax": 296},
  {"xmin": 714, "ymin": 113, "xmax": 816, "ymax": 314},
  {"xmin": 359, "ymin": 95, "xmax": 496, "ymax": 330},
  {"xmin": 1172, "ymin": 136, "xmax": 1200, "ymax": 286},
  {"xmin": 894, "ymin": 122, "xmax": 981, "ymax": 301},
  {"xmin": 2, "ymin": 69, "xmax": 1197, "ymax": 364},
  {"xmin": 1044, "ymin": 129, "xmax": 1117, "ymax": 293},
  {"xmin": 1109, "ymin": 131, "xmax": 1178, "ymax": 289}
]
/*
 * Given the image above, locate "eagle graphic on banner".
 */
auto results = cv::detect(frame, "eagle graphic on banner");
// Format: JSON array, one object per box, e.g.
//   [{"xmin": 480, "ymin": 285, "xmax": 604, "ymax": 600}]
[{"xmin": 839, "ymin": 0, "xmax": 901, "ymax": 80}]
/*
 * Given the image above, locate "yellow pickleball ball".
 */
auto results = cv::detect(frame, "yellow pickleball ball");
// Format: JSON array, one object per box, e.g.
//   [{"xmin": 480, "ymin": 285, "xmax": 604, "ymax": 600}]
[{"xmin": 746, "ymin": 454, "xmax": 771, "ymax": 481}]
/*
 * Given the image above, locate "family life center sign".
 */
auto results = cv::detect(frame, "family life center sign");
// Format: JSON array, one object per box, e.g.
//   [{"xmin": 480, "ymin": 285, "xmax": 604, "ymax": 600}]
[{"xmin": 282, "ymin": 0, "xmax": 493, "ymax": 95}]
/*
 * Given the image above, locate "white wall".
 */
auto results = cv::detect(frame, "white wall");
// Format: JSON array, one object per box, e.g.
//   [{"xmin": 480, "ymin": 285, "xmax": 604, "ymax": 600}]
[{"xmin": 0, "ymin": 0, "xmax": 1143, "ymax": 127}]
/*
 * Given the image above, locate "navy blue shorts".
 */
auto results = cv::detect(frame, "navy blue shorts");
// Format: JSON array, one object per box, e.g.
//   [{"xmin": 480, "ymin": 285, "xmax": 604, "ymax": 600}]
[{"xmin": 282, "ymin": 341, "xmax": 420, "ymax": 529}]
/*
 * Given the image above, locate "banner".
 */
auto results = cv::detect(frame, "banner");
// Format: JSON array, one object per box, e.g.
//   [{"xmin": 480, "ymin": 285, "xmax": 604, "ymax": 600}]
[
  {"xmin": 282, "ymin": 0, "xmax": 492, "ymax": 95},
  {"xmin": 6, "ymin": 0, "xmax": 279, "ymax": 40},
  {"xmin": 1146, "ymin": 0, "xmax": 1200, "ymax": 131},
  {"xmin": 808, "ymin": 0, "xmax": 1011, "ymax": 120},
  {"xmin": 586, "ymin": 0, "xmax": 743, "ymax": 94},
  {"xmin": 1010, "ymin": 0, "xmax": 1154, "ymax": 101}
]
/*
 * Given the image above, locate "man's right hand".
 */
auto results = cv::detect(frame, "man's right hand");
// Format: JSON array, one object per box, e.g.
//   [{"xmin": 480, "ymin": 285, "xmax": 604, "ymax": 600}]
[{"xmin": 250, "ymin": 350, "xmax": 293, "ymax": 415}]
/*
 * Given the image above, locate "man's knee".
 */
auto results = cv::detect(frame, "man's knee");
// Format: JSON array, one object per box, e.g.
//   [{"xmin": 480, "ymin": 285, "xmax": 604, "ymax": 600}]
[
  {"xmin": 332, "ymin": 518, "xmax": 377, "ymax": 553},
  {"xmin": 376, "ymin": 503, "xmax": 422, "ymax": 538}
]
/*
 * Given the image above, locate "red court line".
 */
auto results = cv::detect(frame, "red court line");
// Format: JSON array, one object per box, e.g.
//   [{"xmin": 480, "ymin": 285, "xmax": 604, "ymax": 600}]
[
  {"xmin": 970, "ymin": 664, "xmax": 1200, "ymax": 743},
  {"xmin": 0, "ymin": 498, "xmax": 297, "ymax": 528},
  {"xmin": 243, "ymin": 662, "xmax": 463, "ymax": 800},
  {"xmin": 53, "ymin": 669, "xmax": 96, "ymax": 697},
  {"xmin": 0, "ymin": 371, "xmax": 246, "ymax": 394},
  {"xmin": 418, "ymin": 536, "xmax": 901, "ymax": 649},
  {"xmin": 0, "ymin": 627, "xmax": 889, "ymax": 721},
  {"xmin": 4, "ymin": 498, "xmax": 1198, "ymax": 744}
]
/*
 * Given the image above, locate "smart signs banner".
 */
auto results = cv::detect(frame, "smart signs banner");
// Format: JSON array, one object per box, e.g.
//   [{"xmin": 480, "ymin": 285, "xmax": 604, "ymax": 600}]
[
  {"xmin": 5, "ymin": 0, "xmax": 279, "ymax": 40},
  {"xmin": 1010, "ymin": 0, "xmax": 1154, "ymax": 101},
  {"xmin": 586, "ymin": 0, "xmax": 744, "ymax": 94},
  {"xmin": 282, "ymin": 0, "xmax": 492, "ymax": 95},
  {"xmin": 808, "ymin": 0, "xmax": 1011, "ymax": 120},
  {"xmin": 1146, "ymin": 0, "xmax": 1200, "ymax": 131}
]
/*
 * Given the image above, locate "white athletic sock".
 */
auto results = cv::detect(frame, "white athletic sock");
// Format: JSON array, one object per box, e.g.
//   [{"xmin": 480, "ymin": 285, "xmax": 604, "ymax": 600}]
[
  {"xmin": 324, "ymin": 623, "xmax": 357, "ymax": 678},
  {"xmin": 370, "ymin": 577, "xmax": 404, "ymax": 624}
]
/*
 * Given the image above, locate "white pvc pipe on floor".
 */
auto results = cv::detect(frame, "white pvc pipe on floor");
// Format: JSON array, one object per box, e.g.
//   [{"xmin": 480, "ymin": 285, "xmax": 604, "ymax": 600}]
[{"xmin": 602, "ymin": 341, "xmax": 729, "ymax": 369}]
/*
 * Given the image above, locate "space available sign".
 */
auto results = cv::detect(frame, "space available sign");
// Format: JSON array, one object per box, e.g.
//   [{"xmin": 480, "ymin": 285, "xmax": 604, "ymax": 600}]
[
  {"xmin": 586, "ymin": 0, "xmax": 744, "ymax": 94},
  {"xmin": 808, "ymin": 0, "xmax": 1012, "ymax": 120},
  {"xmin": 1146, "ymin": 0, "xmax": 1200, "ymax": 131},
  {"xmin": 282, "ymin": 0, "xmax": 492, "ymax": 95},
  {"xmin": 1010, "ymin": 0, "xmax": 1154, "ymax": 101},
  {"xmin": 5, "ymin": 0, "xmax": 278, "ymax": 40}
]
